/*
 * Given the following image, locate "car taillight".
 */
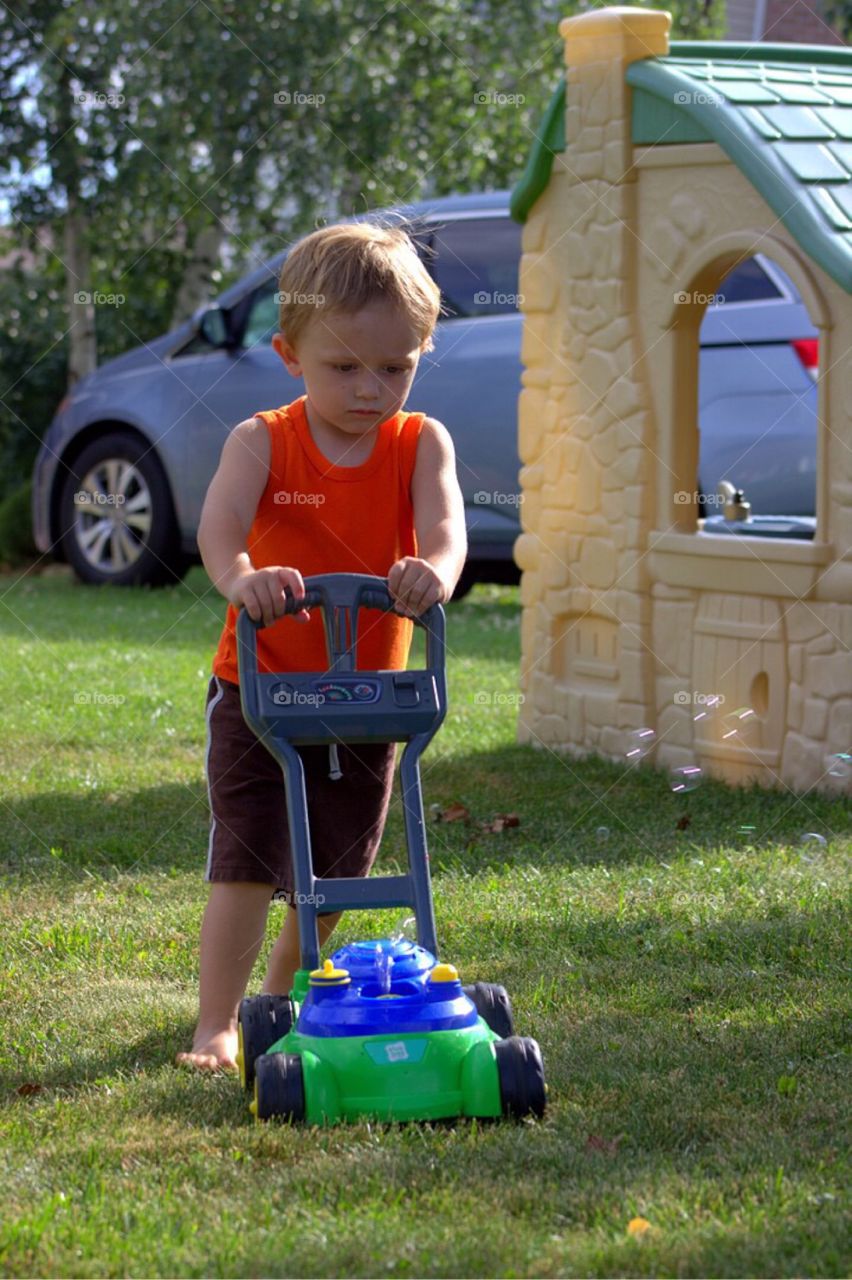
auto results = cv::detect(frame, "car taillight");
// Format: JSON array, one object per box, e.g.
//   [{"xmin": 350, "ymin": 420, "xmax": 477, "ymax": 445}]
[{"xmin": 792, "ymin": 338, "xmax": 819, "ymax": 380}]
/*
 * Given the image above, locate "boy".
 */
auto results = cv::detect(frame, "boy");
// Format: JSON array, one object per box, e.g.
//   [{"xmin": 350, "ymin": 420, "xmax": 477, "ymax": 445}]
[{"xmin": 177, "ymin": 221, "xmax": 467, "ymax": 1071}]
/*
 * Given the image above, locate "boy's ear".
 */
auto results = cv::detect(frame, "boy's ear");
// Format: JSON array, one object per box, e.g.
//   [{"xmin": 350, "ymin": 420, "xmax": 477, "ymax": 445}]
[{"xmin": 272, "ymin": 331, "xmax": 301, "ymax": 375}]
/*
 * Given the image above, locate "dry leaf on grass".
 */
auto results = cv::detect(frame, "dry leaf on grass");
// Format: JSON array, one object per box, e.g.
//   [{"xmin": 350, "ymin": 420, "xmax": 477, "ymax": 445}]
[
  {"xmin": 434, "ymin": 803, "xmax": 470, "ymax": 823},
  {"xmin": 480, "ymin": 813, "xmax": 521, "ymax": 834}
]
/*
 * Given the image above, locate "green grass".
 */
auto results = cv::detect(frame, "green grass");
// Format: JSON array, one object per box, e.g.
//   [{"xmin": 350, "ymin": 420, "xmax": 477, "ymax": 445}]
[{"xmin": 0, "ymin": 566, "xmax": 849, "ymax": 1278}]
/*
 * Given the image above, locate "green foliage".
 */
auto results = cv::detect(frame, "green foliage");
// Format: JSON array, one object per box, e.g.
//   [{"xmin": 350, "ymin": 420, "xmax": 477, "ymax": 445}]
[
  {"xmin": 0, "ymin": 481, "xmax": 37, "ymax": 565},
  {"xmin": 669, "ymin": 0, "xmax": 729, "ymax": 39},
  {"xmin": 0, "ymin": 259, "xmax": 68, "ymax": 503}
]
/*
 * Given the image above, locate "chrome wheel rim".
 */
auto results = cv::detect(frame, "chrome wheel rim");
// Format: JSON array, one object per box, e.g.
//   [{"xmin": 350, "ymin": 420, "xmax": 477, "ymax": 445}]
[{"xmin": 72, "ymin": 459, "xmax": 153, "ymax": 574}]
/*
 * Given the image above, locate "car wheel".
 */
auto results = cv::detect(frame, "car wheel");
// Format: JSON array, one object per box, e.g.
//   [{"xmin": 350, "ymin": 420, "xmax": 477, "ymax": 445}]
[
  {"xmin": 462, "ymin": 981, "xmax": 514, "ymax": 1039},
  {"xmin": 495, "ymin": 1036, "xmax": 546, "ymax": 1119},
  {"xmin": 237, "ymin": 994, "xmax": 294, "ymax": 1091},
  {"xmin": 58, "ymin": 432, "xmax": 188, "ymax": 586},
  {"xmin": 254, "ymin": 1052, "xmax": 306, "ymax": 1123}
]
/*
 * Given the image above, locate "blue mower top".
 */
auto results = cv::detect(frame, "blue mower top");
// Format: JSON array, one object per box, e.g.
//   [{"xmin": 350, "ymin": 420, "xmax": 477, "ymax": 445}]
[{"xmin": 296, "ymin": 937, "xmax": 479, "ymax": 1039}]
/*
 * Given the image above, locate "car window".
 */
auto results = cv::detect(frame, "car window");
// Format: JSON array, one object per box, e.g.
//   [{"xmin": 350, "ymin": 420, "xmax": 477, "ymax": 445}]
[
  {"xmin": 429, "ymin": 217, "xmax": 522, "ymax": 318},
  {"xmin": 716, "ymin": 257, "xmax": 784, "ymax": 305},
  {"xmin": 242, "ymin": 282, "xmax": 279, "ymax": 346}
]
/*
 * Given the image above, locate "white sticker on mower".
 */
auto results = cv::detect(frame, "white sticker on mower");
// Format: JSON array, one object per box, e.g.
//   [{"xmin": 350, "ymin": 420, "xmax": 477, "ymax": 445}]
[{"xmin": 385, "ymin": 1041, "xmax": 409, "ymax": 1062}]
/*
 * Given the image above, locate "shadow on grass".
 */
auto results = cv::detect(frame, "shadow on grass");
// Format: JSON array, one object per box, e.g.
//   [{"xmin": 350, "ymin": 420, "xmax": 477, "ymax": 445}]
[
  {"xmin": 3, "ymin": 1020, "xmax": 250, "ymax": 1130},
  {"xmin": 8, "ymin": 902, "xmax": 845, "ymax": 1139},
  {"xmin": 2, "ymin": 740, "xmax": 847, "ymax": 887}
]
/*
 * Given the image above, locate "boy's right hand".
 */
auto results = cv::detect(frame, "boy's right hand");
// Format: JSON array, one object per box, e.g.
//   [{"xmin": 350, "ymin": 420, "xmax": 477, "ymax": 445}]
[{"xmin": 230, "ymin": 566, "xmax": 311, "ymax": 628}]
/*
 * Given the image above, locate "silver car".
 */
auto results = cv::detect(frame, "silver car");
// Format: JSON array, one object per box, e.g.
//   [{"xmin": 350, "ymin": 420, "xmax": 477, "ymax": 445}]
[{"xmin": 32, "ymin": 191, "xmax": 818, "ymax": 588}]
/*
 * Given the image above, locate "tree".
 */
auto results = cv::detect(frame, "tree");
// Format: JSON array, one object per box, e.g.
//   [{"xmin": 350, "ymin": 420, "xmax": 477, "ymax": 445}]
[{"xmin": 0, "ymin": 0, "xmax": 727, "ymax": 495}]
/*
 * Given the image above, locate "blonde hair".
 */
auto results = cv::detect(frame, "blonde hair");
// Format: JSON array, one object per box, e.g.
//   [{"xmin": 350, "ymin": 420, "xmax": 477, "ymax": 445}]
[{"xmin": 277, "ymin": 220, "xmax": 443, "ymax": 353}]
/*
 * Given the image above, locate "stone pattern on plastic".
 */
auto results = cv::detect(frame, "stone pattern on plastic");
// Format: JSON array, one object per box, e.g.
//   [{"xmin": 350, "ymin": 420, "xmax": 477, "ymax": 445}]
[{"xmin": 515, "ymin": 6, "xmax": 851, "ymax": 794}]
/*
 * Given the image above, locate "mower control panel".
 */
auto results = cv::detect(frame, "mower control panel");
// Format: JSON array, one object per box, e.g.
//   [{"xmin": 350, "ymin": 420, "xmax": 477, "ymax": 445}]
[
  {"xmin": 270, "ymin": 677, "xmax": 382, "ymax": 706},
  {"xmin": 257, "ymin": 669, "xmax": 441, "ymax": 743}
]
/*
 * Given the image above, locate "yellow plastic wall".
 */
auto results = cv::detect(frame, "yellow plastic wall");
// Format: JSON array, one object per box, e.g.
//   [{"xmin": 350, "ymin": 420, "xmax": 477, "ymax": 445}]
[{"xmin": 515, "ymin": 5, "xmax": 851, "ymax": 793}]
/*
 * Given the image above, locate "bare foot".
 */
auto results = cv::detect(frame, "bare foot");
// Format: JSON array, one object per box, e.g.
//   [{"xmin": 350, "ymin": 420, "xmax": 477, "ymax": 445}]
[{"xmin": 175, "ymin": 1027, "xmax": 238, "ymax": 1072}]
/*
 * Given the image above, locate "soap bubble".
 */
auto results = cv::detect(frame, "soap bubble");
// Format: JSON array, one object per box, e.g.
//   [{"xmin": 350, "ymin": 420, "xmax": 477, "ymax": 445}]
[
  {"xmin": 721, "ymin": 705, "xmax": 757, "ymax": 743},
  {"xmin": 390, "ymin": 914, "xmax": 417, "ymax": 946},
  {"xmin": 825, "ymin": 752, "xmax": 851, "ymax": 785},
  {"xmin": 374, "ymin": 942, "xmax": 395, "ymax": 994},
  {"xmin": 595, "ymin": 825, "xmax": 610, "ymax": 842},
  {"xmin": 799, "ymin": 831, "xmax": 828, "ymax": 865},
  {"xmin": 625, "ymin": 727, "xmax": 655, "ymax": 766},
  {"xmin": 669, "ymin": 763, "xmax": 704, "ymax": 793},
  {"xmin": 691, "ymin": 693, "xmax": 724, "ymax": 727}
]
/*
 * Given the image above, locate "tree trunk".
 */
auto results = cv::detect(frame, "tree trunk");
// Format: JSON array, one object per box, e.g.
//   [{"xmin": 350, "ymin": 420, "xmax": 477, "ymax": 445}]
[
  {"xmin": 63, "ymin": 187, "xmax": 97, "ymax": 386},
  {"xmin": 170, "ymin": 223, "xmax": 225, "ymax": 329}
]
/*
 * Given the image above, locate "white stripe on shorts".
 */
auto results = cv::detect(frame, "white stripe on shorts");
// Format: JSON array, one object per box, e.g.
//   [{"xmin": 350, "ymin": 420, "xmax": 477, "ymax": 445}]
[{"xmin": 204, "ymin": 675, "xmax": 226, "ymax": 880}]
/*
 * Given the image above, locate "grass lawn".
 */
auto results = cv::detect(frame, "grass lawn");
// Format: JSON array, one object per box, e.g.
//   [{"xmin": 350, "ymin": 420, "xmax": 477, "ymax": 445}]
[{"xmin": 0, "ymin": 565, "xmax": 849, "ymax": 1278}]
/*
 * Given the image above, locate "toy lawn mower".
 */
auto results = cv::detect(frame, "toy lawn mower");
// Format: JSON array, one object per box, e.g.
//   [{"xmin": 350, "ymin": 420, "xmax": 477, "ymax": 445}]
[{"xmin": 234, "ymin": 573, "xmax": 546, "ymax": 1125}]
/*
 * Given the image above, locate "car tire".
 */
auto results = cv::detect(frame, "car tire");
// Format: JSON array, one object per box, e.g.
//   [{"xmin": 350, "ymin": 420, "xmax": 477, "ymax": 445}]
[
  {"xmin": 495, "ymin": 1036, "xmax": 546, "ymax": 1119},
  {"xmin": 254, "ymin": 1052, "xmax": 306, "ymax": 1123},
  {"xmin": 58, "ymin": 431, "xmax": 189, "ymax": 586},
  {"xmin": 462, "ymin": 981, "xmax": 514, "ymax": 1039},
  {"xmin": 237, "ymin": 994, "xmax": 295, "ymax": 1091}
]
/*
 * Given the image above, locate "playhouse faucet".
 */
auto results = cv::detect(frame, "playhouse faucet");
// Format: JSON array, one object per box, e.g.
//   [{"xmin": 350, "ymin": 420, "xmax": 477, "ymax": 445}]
[{"xmin": 718, "ymin": 480, "xmax": 752, "ymax": 523}]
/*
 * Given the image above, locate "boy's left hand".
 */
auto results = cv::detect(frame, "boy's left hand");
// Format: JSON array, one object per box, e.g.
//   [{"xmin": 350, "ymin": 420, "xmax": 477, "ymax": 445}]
[{"xmin": 387, "ymin": 557, "xmax": 446, "ymax": 617}]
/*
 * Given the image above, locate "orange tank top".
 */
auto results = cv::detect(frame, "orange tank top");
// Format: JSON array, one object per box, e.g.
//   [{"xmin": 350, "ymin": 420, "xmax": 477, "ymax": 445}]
[{"xmin": 212, "ymin": 395, "xmax": 424, "ymax": 683}]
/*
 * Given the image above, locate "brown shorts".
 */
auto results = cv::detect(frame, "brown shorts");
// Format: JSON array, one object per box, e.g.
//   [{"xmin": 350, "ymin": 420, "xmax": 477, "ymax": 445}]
[{"xmin": 204, "ymin": 675, "xmax": 397, "ymax": 901}]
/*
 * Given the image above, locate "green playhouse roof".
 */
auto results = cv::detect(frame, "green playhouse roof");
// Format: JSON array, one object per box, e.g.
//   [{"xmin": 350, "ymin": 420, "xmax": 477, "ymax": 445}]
[{"xmin": 510, "ymin": 41, "xmax": 852, "ymax": 294}]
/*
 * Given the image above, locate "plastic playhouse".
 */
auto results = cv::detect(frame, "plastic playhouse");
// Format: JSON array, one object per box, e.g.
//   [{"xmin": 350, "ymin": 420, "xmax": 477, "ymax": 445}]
[{"xmin": 511, "ymin": 7, "xmax": 851, "ymax": 793}]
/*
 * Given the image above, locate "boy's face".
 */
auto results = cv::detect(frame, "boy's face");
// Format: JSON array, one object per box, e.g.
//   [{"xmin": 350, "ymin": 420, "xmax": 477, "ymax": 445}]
[{"xmin": 272, "ymin": 301, "xmax": 427, "ymax": 439}]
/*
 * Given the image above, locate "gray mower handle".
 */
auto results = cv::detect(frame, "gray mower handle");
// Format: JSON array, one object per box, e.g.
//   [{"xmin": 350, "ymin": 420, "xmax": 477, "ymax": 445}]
[{"xmin": 236, "ymin": 572, "xmax": 446, "ymax": 676}]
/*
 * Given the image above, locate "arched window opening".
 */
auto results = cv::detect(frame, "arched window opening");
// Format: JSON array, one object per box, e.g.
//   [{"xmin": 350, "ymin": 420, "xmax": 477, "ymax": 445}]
[{"xmin": 696, "ymin": 252, "xmax": 819, "ymax": 541}]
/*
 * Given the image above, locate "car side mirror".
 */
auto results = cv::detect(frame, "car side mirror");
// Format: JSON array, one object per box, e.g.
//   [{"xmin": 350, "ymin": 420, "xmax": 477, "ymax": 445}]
[{"xmin": 198, "ymin": 306, "xmax": 236, "ymax": 349}]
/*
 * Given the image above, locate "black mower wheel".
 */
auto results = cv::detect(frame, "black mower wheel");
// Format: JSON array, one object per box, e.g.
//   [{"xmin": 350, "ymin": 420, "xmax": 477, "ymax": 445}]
[
  {"xmin": 237, "ymin": 994, "xmax": 294, "ymax": 1091},
  {"xmin": 254, "ymin": 1052, "xmax": 306, "ymax": 1123},
  {"xmin": 495, "ymin": 1036, "xmax": 546, "ymax": 1119},
  {"xmin": 463, "ymin": 981, "xmax": 514, "ymax": 1039}
]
